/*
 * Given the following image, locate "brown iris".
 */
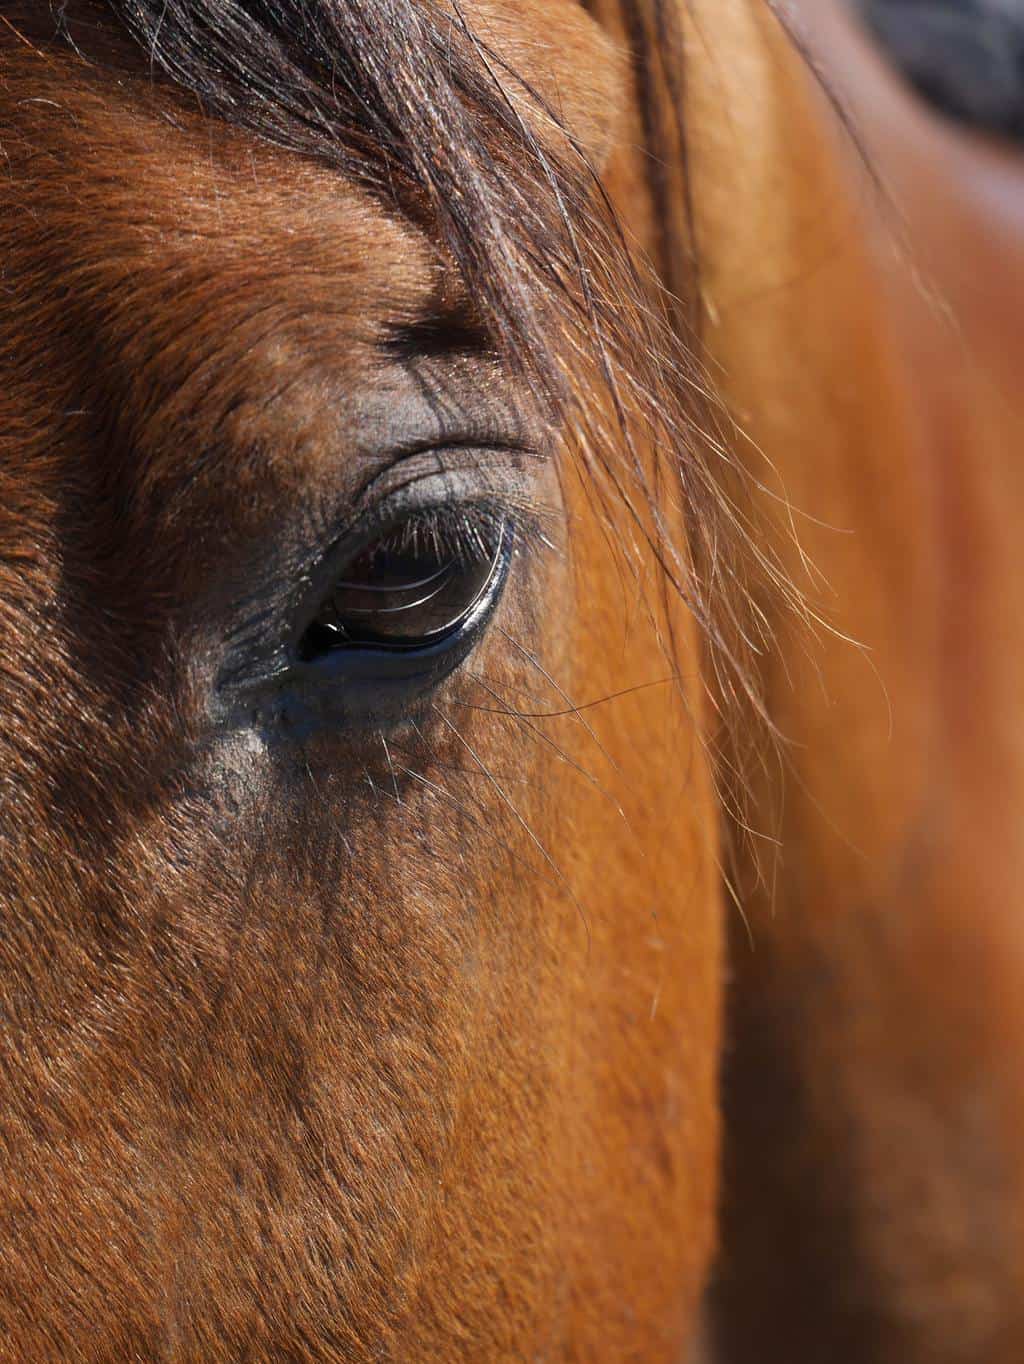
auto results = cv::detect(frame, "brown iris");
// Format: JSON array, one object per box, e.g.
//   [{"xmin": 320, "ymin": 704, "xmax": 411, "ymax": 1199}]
[{"xmin": 297, "ymin": 512, "xmax": 509, "ymax": 662}]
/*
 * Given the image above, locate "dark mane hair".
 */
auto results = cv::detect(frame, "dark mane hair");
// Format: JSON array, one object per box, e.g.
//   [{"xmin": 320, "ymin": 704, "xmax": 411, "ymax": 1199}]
[{"xmin": 44, "ymin": 0, "xmax": 793, "ymax": 798}]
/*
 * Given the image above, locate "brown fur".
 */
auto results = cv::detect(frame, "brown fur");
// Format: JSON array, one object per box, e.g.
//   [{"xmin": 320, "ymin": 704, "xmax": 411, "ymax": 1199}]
[
  {"xmin": 0, "ymin": 2, "xmax": 720, "ymax": 1359},
  {"xmin": 3, "ymin": 0, "xmax": 1024, "ymax": 1360},
  {"xmin": 679, "ymin": 2, "xmax": 1024, "ymax": 1360}
]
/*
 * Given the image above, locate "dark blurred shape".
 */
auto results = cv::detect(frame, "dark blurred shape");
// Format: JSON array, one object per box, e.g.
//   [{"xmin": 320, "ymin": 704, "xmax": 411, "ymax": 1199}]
[{"xmin": 852, "ymin": 0, "xmax": 1024, "ymax": 139}]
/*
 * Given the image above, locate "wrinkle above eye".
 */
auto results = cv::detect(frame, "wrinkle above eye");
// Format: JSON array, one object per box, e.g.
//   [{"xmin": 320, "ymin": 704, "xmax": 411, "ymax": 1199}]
[{"xmin": 343, "ymin": 354, "xmax": 553, "ymax": 491}]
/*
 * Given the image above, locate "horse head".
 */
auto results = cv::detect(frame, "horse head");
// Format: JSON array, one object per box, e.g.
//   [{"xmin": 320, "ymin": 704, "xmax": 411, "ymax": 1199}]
[{"xmin": 1, "ymin": 1, "xmax": 1023, "ymax": 1360}]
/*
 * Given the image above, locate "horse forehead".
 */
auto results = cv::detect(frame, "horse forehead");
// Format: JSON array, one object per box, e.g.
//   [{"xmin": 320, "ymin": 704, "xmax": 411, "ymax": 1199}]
[
  {"xmin": 0, "ymin": 0, "xmax": 626, "ymax": 307},
  {"xmin": 0, "ymin": 0, "xmax": 625, "ymax": 505},
  {"xmin": 0, "ymin": 101, "xmax": 442, "ymax": 585}
]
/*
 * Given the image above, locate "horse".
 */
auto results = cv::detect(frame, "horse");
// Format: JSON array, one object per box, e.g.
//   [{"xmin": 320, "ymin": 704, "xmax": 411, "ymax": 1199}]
[
  {"xmin": 693, "ymin": 6, "xmax": 1024, "ymax": 1360},
  {"xmin": 0, "ymin": 1, "xmax": 1021, "ymax": 1360}
]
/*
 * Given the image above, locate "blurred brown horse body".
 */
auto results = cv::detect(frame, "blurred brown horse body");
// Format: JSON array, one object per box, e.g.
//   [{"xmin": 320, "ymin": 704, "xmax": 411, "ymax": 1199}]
[
  {"xmin": 690, "ymin": 6, "xmax": 1024, "ymax": 1360},
  {"xmin": 0, "ymin": 0, "xmax": 1022, "ymax": 1360}
]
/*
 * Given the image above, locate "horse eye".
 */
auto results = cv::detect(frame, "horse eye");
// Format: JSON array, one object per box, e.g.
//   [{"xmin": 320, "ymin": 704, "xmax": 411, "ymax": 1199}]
[{"xmin": 297, "ymin": 510, "xmax": 512, "ymax": 663}]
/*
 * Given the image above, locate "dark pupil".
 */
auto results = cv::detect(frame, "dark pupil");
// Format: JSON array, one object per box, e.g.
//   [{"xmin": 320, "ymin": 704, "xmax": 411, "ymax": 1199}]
[{"xmin": 298, "ymin": 516, "xmax": 503, "ymax": 661}]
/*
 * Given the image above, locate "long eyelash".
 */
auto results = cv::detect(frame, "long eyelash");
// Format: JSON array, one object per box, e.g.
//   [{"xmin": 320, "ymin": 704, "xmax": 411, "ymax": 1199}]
[{"xmin": 381, "ymin": 497, "xmax": 555, "ymax": 568}]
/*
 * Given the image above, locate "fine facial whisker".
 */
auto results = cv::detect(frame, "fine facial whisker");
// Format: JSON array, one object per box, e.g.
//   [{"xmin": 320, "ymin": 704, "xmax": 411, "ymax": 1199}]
[
  {"xmin": 458, "ymin": 671, "xmax": 632, "ymax": 831},
  {"xmin": 392, "ymin": 762, "xmax": 565, "ymax": 896},
  {"xmin": 495, "ymin": 626, "xmax": 620, "ymax": 776},
  {"xmin": 379, "ymin": 734, "xmax": 401, "ymax": 804},
  {"xmin": 387, "ymin": 740, "xmax": 539, "ymax": 788},
  {"xmin": 430, "ymin": 704, "xmax": 592, "ymax": 952},
  {"xmin": 459, "ymin": 671, "xmax": 680, "ymax": 721}
]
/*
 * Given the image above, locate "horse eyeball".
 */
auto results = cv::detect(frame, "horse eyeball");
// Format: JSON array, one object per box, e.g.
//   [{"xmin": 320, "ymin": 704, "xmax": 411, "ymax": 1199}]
[{"xmin": 297, "ymin": 510, "xmax": 512, "ymax": 663}]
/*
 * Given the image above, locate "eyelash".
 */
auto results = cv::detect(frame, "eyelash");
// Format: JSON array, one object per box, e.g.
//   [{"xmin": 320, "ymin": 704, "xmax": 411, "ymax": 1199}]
[{"xmin": 370, "ymin": 497, "xmax": 549, "ymax": 568}]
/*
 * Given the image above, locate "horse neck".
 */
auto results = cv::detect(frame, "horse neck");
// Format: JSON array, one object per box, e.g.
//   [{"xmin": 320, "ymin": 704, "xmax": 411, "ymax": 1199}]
[
  {"xmin": 677, "ymin": 3, "xmax": 1024, "ymax": 1359},
  {"xmin": 683, "ymin": 0, "xmax": 1024, "ymax": 898}
]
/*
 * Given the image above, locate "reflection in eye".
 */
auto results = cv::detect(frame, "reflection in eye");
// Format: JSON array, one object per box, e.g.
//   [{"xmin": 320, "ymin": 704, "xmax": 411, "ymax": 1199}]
[{"xmin": 297, "ymin": 508, "xmax": 510, "ymax": 661}]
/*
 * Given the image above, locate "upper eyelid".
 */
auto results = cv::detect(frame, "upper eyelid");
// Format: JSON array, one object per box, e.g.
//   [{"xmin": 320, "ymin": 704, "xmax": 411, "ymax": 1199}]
[
  {"xmin": 294, "ymin": 442, "xmax": 554, "ymax": 574},
  {"xmin": 353, "ymin": 451, "xmax": 562, "ymax": 548},
  {"xmin": 319, "ymin": 455, "xmax": 557, "ymax": 592}
]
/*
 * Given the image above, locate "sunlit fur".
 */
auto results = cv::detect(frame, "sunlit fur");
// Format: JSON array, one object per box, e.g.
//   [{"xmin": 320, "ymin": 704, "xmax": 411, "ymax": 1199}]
[
  {"xmin": 0, "ymin": 1, "xmax": 727, "ymax": 1358},
  {"xmin": 677, "ymin": 3, "xmax": 1024, "ymax": 1361}
]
